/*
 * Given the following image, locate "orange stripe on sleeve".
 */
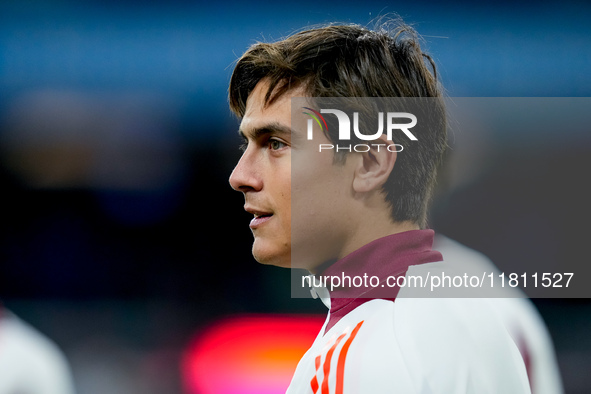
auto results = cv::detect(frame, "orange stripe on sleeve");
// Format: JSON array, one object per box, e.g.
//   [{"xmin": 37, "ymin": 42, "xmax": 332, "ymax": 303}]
[
  {"xmin": 310, "ymin": 355, "xmax": 322, "ymax": 393},
  {"xmin": 335, "ymin": 321, "xmax": 364, "ymax": 394},
  {"xmin": 321, "ymin": 333, "xmax": 347, "ymax": 394}
]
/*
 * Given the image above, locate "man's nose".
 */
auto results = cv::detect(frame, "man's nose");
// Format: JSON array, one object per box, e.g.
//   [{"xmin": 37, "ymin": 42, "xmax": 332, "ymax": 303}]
[{"xmin": 229, "ymin": 151, "xmax": 262, "ymax": 193}]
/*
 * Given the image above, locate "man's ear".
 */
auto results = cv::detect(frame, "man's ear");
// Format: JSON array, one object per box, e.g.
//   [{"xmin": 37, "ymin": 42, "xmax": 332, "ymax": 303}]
[{"xmin": 352, "ymin": 135, "xmax": 397, "ymax": 193}]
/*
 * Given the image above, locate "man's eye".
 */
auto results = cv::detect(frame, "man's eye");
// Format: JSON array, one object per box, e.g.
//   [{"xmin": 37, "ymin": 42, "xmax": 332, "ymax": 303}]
[
  {"xmin": 269, "ymin": 139, "xmax": 286, "ymax": 150},
  {"xmin": 238, "ymin": 142, "xmax": 248, "ymax": 152}
]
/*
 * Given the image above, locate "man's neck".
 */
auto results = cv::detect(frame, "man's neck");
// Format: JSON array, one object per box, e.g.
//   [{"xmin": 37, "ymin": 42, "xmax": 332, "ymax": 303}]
[{"xmin": 310, "ymin": 220, "xmax": 421, "ymax": 275}]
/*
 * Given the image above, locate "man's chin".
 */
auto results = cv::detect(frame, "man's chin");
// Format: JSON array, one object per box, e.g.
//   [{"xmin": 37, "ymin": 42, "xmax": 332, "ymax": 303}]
[{"xmin": 252, "ymin": 243, "xmax": 291, "ymax": 268}]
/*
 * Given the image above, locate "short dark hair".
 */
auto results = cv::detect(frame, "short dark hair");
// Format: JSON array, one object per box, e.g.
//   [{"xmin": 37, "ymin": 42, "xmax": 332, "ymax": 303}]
[{"xmin": 229, "ymin": 20, "xmax": 447, "ymax": 228}]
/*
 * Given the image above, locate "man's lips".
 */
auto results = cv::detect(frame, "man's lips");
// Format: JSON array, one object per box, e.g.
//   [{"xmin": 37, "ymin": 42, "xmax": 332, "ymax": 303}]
[
  {"xmin": 245, "ymin": 206, "xmax": 273, "ymax": 229},
  {"xmin": 249, "ymin": 214, "xmax": 273, "ymax": 228}
]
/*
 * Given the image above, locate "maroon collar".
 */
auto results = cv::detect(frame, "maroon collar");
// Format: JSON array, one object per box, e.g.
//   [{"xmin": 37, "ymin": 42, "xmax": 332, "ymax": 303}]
[{"xmin": 318, "ymin": 229, "xmax": 442, "ymax": 332}]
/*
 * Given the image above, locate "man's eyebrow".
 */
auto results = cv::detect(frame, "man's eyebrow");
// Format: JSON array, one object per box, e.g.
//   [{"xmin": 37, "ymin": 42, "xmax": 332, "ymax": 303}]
[{"xmin": 238, "ymin": 122, "xmax": 292, "ymax": 140}]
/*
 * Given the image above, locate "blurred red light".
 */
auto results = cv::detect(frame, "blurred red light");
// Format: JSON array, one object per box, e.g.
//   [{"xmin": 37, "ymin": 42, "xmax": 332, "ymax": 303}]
[{"xmin": 181, "ymin": 314, "xmax": 325, "ymax": 394}]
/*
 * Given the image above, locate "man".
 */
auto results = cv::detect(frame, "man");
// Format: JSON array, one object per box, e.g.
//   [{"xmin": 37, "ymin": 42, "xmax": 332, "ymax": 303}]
[
  {"xmin": 432, "ymin": 234, "xmax": 564, "ymax": 394},
  {"xmin": 229, "ymin": 21, "xmax": 532, "ymax": 393},
  {"xmin": 0, "ymin": 308, "xmax": 76, "ymax": 394}
]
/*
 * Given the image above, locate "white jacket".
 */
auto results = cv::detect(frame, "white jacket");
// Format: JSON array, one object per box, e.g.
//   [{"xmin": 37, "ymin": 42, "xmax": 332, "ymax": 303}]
[{"xmin": 287, "ymin": 230, "xmax": 531, "ymax": 394}]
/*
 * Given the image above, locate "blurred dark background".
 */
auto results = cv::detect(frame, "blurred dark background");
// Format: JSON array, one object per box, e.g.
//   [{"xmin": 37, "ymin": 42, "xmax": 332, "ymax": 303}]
[{"xmin": 0, "ymin": 0, "xmax": 589, "ymax": 393}]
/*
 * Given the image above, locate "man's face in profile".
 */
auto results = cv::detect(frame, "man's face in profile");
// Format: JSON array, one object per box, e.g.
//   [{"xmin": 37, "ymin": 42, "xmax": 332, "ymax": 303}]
[
  {"xmin": 229, "ymin": 80, "xmax": 357, "ymax": 271},
  {"xmin": 229, "ymin": 80, "xmax": 294, "ymax": 268}
]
